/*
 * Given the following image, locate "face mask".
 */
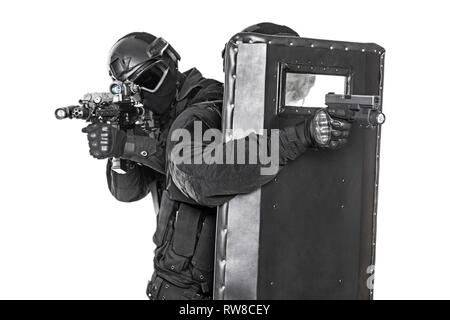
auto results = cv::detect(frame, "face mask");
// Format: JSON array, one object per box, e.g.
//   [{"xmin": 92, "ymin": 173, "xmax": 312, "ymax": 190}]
[{"xmin": 140, "ymin": 70, "xmax": 177, "ymax": 115}]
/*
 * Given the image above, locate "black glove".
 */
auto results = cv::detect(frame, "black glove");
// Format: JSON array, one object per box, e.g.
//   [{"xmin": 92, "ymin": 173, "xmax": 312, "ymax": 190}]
[
  {"xmin": 81, "ymin": 123, "xmax": 127, "ymax": 159},
  {"xmin": 301, "ymin": 110, "xmax": 352, "ymax": 150}
]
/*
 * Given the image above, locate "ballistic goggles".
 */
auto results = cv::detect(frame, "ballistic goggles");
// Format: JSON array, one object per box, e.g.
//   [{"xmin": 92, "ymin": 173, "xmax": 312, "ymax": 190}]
[{"xmin": 128, "ymin": 59, "xmax": 170, "ymax": 93}]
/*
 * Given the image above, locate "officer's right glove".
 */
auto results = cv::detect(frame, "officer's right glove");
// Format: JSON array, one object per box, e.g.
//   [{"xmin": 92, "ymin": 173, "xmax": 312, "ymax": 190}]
[
  {"xmin": 82, "ymin": 123, "xmax": 127, "ymax": 159},
  {"xmin": 301, "ymin": 110, "xmax": 352, "ymax": 150}
]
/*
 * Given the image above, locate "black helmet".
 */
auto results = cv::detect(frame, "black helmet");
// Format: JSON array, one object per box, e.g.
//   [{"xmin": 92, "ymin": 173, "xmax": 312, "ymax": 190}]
[
  {"xmin": 108, "ymin": 32, "xmax": 180, "ymax": 92},
  {"xmin": 242, "ymin": 22, "xmax": 299, "ymax": 37},
  {"xmin": 222, "ymin": 22, "xmax": 299, "ymax": 64}
]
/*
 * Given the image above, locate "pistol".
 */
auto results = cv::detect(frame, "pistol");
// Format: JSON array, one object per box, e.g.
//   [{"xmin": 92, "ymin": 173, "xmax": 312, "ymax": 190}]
[{"xmin": 325, "ymin": 93, "xmax": 385, "ymax": 127}]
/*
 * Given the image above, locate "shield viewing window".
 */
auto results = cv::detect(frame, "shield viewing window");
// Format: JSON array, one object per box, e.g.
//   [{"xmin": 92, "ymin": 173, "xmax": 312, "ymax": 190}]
[{"xmin": 284, "ymin": 72, "xmax": 348, "ymax": 108}]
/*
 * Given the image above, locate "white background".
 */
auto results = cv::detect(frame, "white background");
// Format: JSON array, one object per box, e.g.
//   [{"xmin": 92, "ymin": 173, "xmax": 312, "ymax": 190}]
[{"xmin": 0, "ymin": 0, "xmax": 449, "ymax": 300}]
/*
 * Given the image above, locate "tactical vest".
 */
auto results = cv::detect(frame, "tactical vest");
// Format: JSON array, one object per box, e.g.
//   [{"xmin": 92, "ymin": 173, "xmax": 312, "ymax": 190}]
[{"xmin": 147, "ymin": 69, "xmax": 222, "ymax": 300}]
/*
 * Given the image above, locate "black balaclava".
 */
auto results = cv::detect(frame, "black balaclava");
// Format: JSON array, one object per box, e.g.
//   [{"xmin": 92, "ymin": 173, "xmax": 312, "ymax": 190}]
[{"xmin": 139, "ymin": 68, "xmax": 178, "ymax": 115}]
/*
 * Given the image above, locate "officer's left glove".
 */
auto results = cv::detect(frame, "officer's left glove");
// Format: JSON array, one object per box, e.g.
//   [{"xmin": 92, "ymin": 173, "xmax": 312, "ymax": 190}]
[{"xmin": 82, "ymin": 123, "xmax": 127, "ymax": 159}]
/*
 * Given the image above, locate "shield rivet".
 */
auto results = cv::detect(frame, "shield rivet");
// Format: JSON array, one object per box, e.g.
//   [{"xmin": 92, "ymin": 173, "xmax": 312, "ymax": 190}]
[{"xmin": 170, "ymin": 265, "xmax": 175, "ymax": 270}]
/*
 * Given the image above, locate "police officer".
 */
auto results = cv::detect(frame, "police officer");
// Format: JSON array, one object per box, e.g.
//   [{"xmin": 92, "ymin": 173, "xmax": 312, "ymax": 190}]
[{"xmin": 82, "ymin": 24, "xmax": 351, "ymax": 300}]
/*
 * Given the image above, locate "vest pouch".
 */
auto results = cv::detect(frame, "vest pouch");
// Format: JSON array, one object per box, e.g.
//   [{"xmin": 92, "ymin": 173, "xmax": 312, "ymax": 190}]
[
  {"xmin": 153, "ymin": 191, "xmax": 177, "ymax": 247},
  {"xmin": 172, "ymin": 203, "xmax": 203, "ymax": 258},
  {"xmin": 191, "ymin": 214, "xmax": 216, "ymax": 272}
]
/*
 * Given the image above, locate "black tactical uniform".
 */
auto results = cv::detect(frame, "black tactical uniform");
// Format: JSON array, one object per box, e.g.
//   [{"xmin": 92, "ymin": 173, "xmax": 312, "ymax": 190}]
[
  {"xmin": 107, "ymin": 68, "xmax": 225, "ymax": 299},
  {"xmin": 84, "ymin": 26, "xmax": 351, "ymax": 300}
]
